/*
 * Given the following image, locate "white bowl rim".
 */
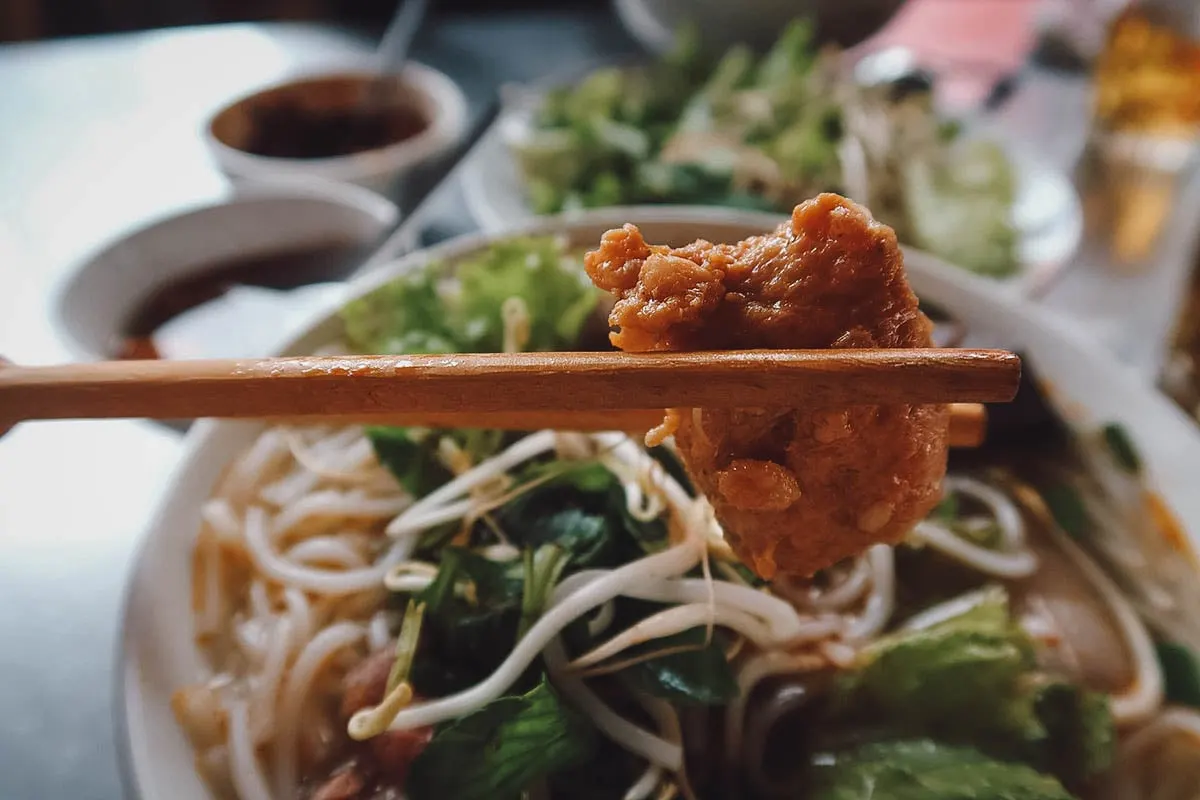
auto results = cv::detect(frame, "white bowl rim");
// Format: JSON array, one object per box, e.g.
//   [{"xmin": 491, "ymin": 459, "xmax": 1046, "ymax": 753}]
[
  {"xmin": 114, "ymin": 204, "xmax": 1200, "ymax": 799},
  {"xmin": 203, "ymin": 63, "xmax": 469, "ymax": 183},
  {"xmin": 51, "ymin": 178, "xmax": 399, "ymax": 363}
]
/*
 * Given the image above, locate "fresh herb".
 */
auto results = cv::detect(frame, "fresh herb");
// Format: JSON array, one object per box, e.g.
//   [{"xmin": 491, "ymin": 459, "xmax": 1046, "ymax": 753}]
[
  {"xmin": 1038, "ymin": 483, "xmax": 1090, "ymax": 540},
  {"xmin": 410, "ymin": 548, "xmax": 527, "ymax": 696},
  {"xmin": 385, "ymin": 599, "xmax": 426, "ymax": 694},
  {"xmin": 806, "ymin": 739, "xmax": 1073, "ymax": 800},
  {"xmin": 1157, "ymin": 641, "xmax": 1200, "ymax": 708},
  {"xmin": 366, "ymin": 427, "xmax": 454, "ymax": 498},
  {"xmin": 406, "ymin": 677, "xmax": 596, "ymax": 800},
  {"xmin": 619, "ymin": 624, "xmax": 739, "ymax": 706},
  {"xmin": 497, "ymin": 461, "xmax": 666, "ymax": 570},
  {"xmin": 1101, "ymin": 422, "xmax": 1142, "ymax": 475},
  {"xmin": 519, "ymin": 544, "xmax": 569, "ymax": 641}
]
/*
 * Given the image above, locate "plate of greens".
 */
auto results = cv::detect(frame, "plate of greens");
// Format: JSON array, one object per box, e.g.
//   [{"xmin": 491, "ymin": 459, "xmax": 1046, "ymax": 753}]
[{"xmin": 463, "ymin": 21, "xmax": 1082, "ymax": 294}]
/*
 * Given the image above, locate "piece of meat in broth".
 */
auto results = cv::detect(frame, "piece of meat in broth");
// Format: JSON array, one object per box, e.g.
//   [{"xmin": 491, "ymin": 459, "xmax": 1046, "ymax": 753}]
[{"xmin": 584, "ymin": 193, "xmax": 949, "ymax": 578}]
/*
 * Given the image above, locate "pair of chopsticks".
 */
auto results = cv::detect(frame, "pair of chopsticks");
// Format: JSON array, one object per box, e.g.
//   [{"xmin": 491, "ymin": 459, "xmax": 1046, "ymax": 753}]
[{"xmin": 0, "ymin": 348, "xmax": 1020, "ymax": 446}]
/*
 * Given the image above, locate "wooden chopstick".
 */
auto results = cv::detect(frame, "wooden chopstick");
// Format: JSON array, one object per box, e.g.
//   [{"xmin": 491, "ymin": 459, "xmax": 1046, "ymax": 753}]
[
  {"xmin": 0, "ymin": 349, "xmax": 1020, "ymax": 428},
  {"xmin": 273, "ymin": 403, "xmax": 991, "ymax": 448}
]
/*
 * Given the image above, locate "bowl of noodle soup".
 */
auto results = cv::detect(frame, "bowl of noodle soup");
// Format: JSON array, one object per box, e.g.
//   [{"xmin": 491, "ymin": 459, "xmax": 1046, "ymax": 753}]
[{"xmin": 119, "ymin": 207, "xmax": 1200, "ymax": 800}]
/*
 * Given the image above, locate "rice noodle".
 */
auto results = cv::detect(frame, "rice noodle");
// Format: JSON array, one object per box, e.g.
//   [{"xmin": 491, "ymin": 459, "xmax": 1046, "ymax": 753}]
[
  {"xmin": 1042, "ymin": 526, "xmax": 1163, "ymax": 724},
  {"xmin": 775, "ymin": 555, "xmax": 872, "ymax": 612},
  {"xmin": 909, "ymin": 475, "xmax": 1038, "ymax": 579},
  {"xmin": 284, "ymin": 537, "xmax": 369, "ymax": 569},
  {"xmin": 245, "ymin": 506, "xmax": 398, "ymax": 595},
  {"xmin": 283, "ymin": 588, "xmax": 312, "ymax": 651},
  {"xmin": 910, "ymin": 520, "xmax": 1038, "ymax": 578},
  {"xmin": 841, "ymin": 545, "xmax": 895, "ymax": 641},
  {"xmin": 250, "ymin": 616, "xmax": 292, "ymax": 744},
  {"xmin": 226, "ymin": 429, "xmax": 291, "ymax": 504},
  {"xmin": 273, "ymin": 622, "xmax": 364, "ymax": 797},
  {"xmin": 368, "ymin": 611, "xmax": 392, "ymax": 651},
  {"xmin": 248, "ymin": 581, "xmax": 271, "ymax": 619},
  {"xmin": 196, "ymin": 530, "xmax": 224, "ymax": 639},
  {"xmin": 202, "ymin": 499, "xmax": 242, "ymax": 542},
  {"xmin": 286, "ymin": 428, "xmax": 378, "ymax": 482},
  {"xmin": 271, "ymin": 491, "xmax": 409, "ymax": 542},
  {"xmin": 227, "ymin": 701, "xmax": 273, "ymax": 800}
]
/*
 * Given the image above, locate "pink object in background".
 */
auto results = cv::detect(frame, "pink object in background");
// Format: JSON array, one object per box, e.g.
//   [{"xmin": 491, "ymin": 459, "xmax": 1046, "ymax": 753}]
[{"xmin": 858, "ymin": 0, "xmax": 1041, "ymax": 109}]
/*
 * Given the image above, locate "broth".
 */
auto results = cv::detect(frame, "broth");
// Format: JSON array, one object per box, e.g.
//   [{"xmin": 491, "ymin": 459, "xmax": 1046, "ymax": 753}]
[
  {"xmin": 116, "ymin": 241, "xmax": 365, "ymax": 360},
  {"xmin": 242, "ymin": 103, "xmax": 429, "ymax": 160}
]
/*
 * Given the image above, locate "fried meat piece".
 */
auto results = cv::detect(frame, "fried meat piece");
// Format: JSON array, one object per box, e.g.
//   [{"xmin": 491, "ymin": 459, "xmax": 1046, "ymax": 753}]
[{"xmin": 584, "ymin": 193, "xmax": 949, "ymax": 578}]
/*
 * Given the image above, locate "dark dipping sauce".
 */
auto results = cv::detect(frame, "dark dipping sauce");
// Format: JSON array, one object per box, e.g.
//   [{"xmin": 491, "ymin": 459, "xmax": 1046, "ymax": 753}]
[
  {"xmin": 117, "ymin": 241, "xmax": 365, "ymax": 360},
  {"xmin": 242, "ymin": 103, "xmax": 429, "ymax": 160}
]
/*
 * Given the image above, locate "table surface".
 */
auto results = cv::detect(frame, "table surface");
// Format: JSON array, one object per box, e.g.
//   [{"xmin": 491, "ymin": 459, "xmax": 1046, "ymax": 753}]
[{"xmin": 1, "ymin": 14, "xmax": 1198, "ymax": 800}]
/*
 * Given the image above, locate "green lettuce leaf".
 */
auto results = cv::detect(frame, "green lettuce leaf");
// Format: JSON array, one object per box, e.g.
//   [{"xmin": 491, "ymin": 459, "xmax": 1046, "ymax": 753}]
[
  {"xmin": 451, "ymin": 236, "xmax": 598, "ymax": 353},
  {"xmin": 834, "ymin": 586, "xmax": 1035, "ymax": 737},
  {"xmin": 808, "ymin": 739, "xmax": 1074, "ymax": 800},
  {"xmin": 832, "ymin": 586, "xmax": 1114, "ymax": 786},
  {"xmin": 406, "ymin": 677, "xmax": 596, "ymax": 800}
]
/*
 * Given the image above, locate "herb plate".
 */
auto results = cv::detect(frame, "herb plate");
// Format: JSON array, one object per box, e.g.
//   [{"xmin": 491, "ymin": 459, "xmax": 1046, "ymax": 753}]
[
  {"xmin": 459, "ymin": 96, "xmax": 1083, "ymax": 298},
  {"xmin": 117, "ymin": 207, "xmax": 1197, "ymax": 799}
]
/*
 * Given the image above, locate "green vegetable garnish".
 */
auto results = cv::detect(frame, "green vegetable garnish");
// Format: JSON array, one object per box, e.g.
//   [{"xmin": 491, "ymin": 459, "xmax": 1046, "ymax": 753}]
[
  {"xmin": 1156, "ymin": 642, "xmax": 1200, "ymax": 708},
  {"xmin": 406, "ymin": 677, "xmax": 596, "ymax": 800},
  {"xmin": 1101, "ymin": 422, "xmax": 1142, "ymax": 475},
  {"xmin": 341, "ymin": 236, "xmax": 598, "ymax": 356},
  {"xmin": 832, "ymin": 586, "xmax": 1114, "ymax": 785},
  {"xmin": 409, "ymin": 548, "xmax": 526, "ymax": 696},
  {"xmin": 518, "ymin": 544, "xmax": 569, "ymax": 641},
  {"xmin": 834, "ymin": 587, "xmax": 1036, "ymax": 736},
  {"xmin": 1038, "ymin": 483, "xmax": 1090, "ymax": 540},
  {"xmin": 807, "ymin": 739, "xmax": 1074, "ymax": 800},
  {"xmin": 619, "ymin": 625, "xmax": 739, "ymax": 706},
  {"xmin": 366, "ymin": 427, "xmax": 453, "ymax": 498},
  {"xmin": 497, "ymin": 461, "xmax": 667, "ymax": 568}
]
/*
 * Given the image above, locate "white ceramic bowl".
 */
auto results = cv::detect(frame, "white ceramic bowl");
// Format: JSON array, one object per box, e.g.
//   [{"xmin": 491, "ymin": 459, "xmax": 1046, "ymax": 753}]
[
  {"xmin": 117, "ymin": 207, "xmax": 1200, "ymax": 799},
  {"xmin": 205, "ymin": 65, "xmax": 468, "ymax": 199},
  {"xmin": 55, "ymin": 179, "xmax": 398, "ymax": 362},
  {"xmin": 613, "ymin": 0, "xmax": 906, "ymax": 53}
]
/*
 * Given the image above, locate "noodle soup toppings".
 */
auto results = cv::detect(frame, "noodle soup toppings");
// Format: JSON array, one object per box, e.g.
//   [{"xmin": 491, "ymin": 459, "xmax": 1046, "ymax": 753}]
[{"xmin": 173, "ymin": 207, "xmax": 1200, "ymax": 800}]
